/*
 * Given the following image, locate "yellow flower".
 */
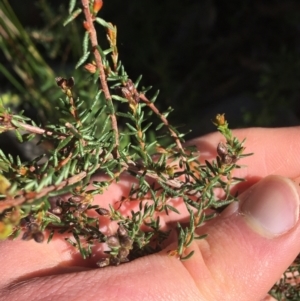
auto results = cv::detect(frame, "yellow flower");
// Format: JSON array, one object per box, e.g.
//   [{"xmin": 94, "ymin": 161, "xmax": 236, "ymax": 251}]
[
  {"xmin": 0, "ymin": 174, "xmax": 10, "ymax": 194},
  {"xmin": 212, "ymin": 113, "xmax": 226, "ymax": 126},
  {"xmin": 0, "ymin": 221, "xmax": 13, "ymax": 240}
]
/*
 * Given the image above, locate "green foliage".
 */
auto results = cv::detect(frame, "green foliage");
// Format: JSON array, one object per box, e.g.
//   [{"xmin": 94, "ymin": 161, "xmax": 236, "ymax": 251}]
[
  {"xmin": 0, "ymin": 1, "xmax": 299, "ymax": 299},
  {"xmin": 0, "ymin": 0, "xmax": 247, "ymax": 263}
]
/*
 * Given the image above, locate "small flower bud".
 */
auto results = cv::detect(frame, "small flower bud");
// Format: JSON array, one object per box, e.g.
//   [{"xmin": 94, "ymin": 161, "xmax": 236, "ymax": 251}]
[
  {"xmin": 117, "ymin": 224, "xmax": 128, "ymax": 237},
  {"xmin": 217, "ymin": 142, "xmax": 228, "ymax": 157},
  {"xmin": 22, "ymin": 231, "xmax": 32, "ymax": 241},
  {"xmin": 213, "ymin": 114, "xmax": 226, "ymax": 126},
  {"xmin": 33, "ymin": 231, "xmax": 44, "ymax": 243},
  {"xmin": 95, "ymin": 207, "xmax": 110, "ymax": 216},
  {"xmin": 28, "ymin": 223, "xmax": 39, "ymax": 233},
  {"xmin": 78, "ymin": 203, "xmax": 88, "ymax": 212},
  {"xmin": 222, "ymin": 154, "xmax": 238, "ymax": 165},
  {"xmin": 52, "ymin": 206, "xmax": 63, "ymax": 215},
  {"xmin": 119, "ymin": 236, "xmax": 133, "ymax": 249},
  {"xmin": 17, "ymin": 166, "xmax": 28, "ymax": 176},
  {"xmin": 120, "ymin": 257, "xmax": 129, "ymax": 263},
  {"xmin": 118, "ymin": 247, "xmax": 129, "ymax": 260},
  {"xmin": 84, "ymin": 63, "xmax": 97, "ymax": 74},
  {"xmin": 68, "ymin": 195, "xmax": 84, "ymax": 203},
  {"xmin": 109, "ymin": 256, "xmax": 120, "ymax": 266},
  {"xmin": 96, "ymin": 257, "xmax": 110, "ymax": 268},
  {"xmin": 93, "ymin": 0, "xmax": 103, "ymax": 15},
  {"xmin": 106, "ymin": 235, "xmax": 120, "ymax": 248}
]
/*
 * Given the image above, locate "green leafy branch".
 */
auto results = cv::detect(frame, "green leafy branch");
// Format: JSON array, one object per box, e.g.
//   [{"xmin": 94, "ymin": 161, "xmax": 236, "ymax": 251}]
[{"xmin": 0, "ymin": 0, "xmax": 249, "ymax": 269}]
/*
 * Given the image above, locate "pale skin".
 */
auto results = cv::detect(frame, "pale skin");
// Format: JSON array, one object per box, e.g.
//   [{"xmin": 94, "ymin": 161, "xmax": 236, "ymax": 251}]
[{"xmin": 1, "ymin": 127, "xmax": 300, "ymax": 301}]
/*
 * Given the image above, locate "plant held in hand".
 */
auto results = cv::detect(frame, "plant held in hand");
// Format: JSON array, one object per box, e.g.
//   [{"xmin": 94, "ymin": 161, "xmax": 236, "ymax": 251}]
[
  {"xmin": 2, "ymin": 1, "xmax": 298, "ymax": 299},
  {"xmin": 0, "ymin": 0, "xmax": 248, "ymax": 265},
  {"xmin": 0, "ymin": 0, "xmax": 299, "ymax": 300}
]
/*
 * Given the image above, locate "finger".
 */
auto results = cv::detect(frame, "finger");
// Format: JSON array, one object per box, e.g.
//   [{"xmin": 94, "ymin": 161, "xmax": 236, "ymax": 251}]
[
  {"xmin": 2, "ymin": 175, "xmax": 299, "ymax": 301},
  {"xmin": 1, "ymin": 251, "xmax": 206, "ymax": 301},
  {"xmin": 0, "ymin": 170, "xmax": 184, "ymax": 286},
  {"xmin": 2, "ymin": 127, "xmax": 300, "ymax": 290},
  {"xmin": 0, "ymin": 180, "xmax": 127, "ymax": 286},
  {"xmin": 181, "ymin": 175, "xmax": 300, "ymax": 300},
  {"xmin": 190, "ymin": 127, "xmax": 300, "ymax": 178}
]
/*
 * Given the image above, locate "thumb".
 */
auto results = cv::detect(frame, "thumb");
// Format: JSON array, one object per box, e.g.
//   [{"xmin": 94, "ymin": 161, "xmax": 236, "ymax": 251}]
[{"xmin": 184, "ymin": 175, "xmax": 300, "ymax": 301}]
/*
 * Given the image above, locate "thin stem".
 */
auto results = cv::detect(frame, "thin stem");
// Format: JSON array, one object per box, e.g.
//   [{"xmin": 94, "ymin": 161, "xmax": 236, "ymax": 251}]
[
  {"xmin": 81, "ymin": 0, "xmax": 119, "ymax": 157},
  {"xmin": 0, "ymin": 171, "xmax": 87, "ymax": 212},
  {"xmin": 139, "ymin": 94, "xmax": 185, "ymax": 154},
  {"xmin": 139, "ymin": 93, "xmax": 190, "ymax": 185},
  {"xmin": 69, "ymin": 95, "xmax": 82, "ymax": 126},
  {"xmin": 0, "ymin": 116, "xmax": 67, "ymax": 138}
]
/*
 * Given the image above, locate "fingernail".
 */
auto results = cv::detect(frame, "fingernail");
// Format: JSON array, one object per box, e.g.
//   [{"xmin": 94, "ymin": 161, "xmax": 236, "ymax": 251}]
[{"xmin": 239, "ymin": 175, "xmax": 300, "ymax": 237}]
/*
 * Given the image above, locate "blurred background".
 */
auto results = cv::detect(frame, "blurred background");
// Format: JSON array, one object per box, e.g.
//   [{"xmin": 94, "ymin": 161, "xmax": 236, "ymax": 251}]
[{"xmin": 1, "ymin": 0, "xmax": 300, "ymax": 145}]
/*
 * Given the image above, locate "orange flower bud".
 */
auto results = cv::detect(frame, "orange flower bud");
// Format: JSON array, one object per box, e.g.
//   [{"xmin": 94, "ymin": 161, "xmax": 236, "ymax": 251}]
[
  {"xmin": 18, "ymin": 166, "xmax": 28, "ymax": 176},
  {"xmin": 84, "ymin": 63, "xmax": 97, "ymax": 73},
  {"xmin": 93, "ymin": 0, "xmax": 103, "ymax": 14},
  {"xmin": 213, "ymin": 113, "xmax": 226, "ymax": 126}
]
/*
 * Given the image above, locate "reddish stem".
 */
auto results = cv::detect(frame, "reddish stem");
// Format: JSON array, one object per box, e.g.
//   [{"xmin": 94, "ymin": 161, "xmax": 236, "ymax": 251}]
[{"xmin": 81, "ymin": 0, "xmax": 119, "ymax": 157}]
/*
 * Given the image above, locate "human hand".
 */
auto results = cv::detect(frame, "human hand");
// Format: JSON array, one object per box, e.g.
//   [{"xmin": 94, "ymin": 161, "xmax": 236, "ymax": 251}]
[{"xmin": 1, "ymin": 127, "xmax": 300, "ymax": 301}]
